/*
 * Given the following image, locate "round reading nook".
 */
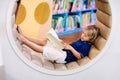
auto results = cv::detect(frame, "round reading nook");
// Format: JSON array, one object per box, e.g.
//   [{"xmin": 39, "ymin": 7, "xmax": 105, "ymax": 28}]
[{"xmin": 6, "ymin": 0, "xmax": 112, "ymax": 75}]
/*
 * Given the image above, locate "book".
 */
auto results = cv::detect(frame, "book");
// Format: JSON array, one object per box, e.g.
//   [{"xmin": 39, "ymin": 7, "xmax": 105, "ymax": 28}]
[
  {"xmin": 55, "ymin": 17, "xmax": 64, "ymax": 32},
  {"xmin": 67, "ymin": 16, "xmax": 74, "ymax": 30},
  {"xmin": 47, "ymin": 28, "xmax": 64, "ymax": 50}
]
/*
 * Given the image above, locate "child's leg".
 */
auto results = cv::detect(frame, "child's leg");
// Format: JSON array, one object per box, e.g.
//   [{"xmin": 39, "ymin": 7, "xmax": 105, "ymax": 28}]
[
  {"xmin": 43, "ymin": 46, "xmax": 66, "ymax": 63},
  {"xmin": 17, "ymin": 34, "xmax": 43, "ymax": 53},
  {"xmin": 16, "ymin": 26, "xmax": 47, "ymax": 46},
  {"xmin": 24, "ymin": 36, "xmax": 48, "ymax": 46}
]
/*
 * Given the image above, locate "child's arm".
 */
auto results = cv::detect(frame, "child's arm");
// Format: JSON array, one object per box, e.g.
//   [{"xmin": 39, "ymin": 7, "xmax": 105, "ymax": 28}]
[{"xmin": 63, "ymin": 43, "xmax": 82, "ymax": 59}]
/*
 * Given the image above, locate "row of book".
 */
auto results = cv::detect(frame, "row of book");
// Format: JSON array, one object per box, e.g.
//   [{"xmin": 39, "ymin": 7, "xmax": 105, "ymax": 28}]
[
  {"xmin": 81, "ymin": 12, "xmax": 96, "ymax": 27},
  {"xmin": 52, "ymin": 17, "xmax": 65, "ymax": 33},
  {"xmin": 53, "ymin": 0, "xmax": 96, "ymax": 14},
  {"xmin": 52, "ymin": 12, "xmax": 96, "ymax": 33}
]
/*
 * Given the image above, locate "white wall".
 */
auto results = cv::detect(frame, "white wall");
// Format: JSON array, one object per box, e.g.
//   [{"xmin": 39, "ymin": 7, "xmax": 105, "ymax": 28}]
[
  {"xmin": 0, "ymin": 31, "xmax": 1, "ymax": 65},
  {"xmin": 0, "ymin": 0, "xmax": 120, "ymax": 80},
  {"xmin": 0, "ymin": 13, "xmax": 3, "ymax": 66},
  {"xmin": 0, "ymin": 0, "xmax": 8, "ymax": 66},
  {"xmin": 0, "ymin": 43, "xmax": 3, "ymax": 66}
]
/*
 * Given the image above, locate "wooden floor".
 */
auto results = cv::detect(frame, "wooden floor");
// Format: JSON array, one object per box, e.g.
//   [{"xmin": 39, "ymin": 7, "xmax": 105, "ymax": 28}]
[{"xmin": 59, "ymin": 31, "xmax": 82, "ymax": 44}]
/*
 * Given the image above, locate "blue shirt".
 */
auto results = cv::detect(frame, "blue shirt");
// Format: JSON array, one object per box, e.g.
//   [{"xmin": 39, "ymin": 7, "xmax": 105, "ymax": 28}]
[{"xmin": 63, "ymin": 39, "xmax": 91, "ymax": 63}]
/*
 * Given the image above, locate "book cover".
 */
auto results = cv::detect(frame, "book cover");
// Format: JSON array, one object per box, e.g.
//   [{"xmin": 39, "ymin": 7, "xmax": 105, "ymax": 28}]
[{"xmin": 47, "ymin": 28, "xmax": 64, "ymax": 50}]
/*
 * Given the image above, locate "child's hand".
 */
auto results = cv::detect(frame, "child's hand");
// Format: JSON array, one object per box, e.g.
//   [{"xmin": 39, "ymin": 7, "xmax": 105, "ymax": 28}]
[
  {"xmin": 63, "ymin": 43, "xmax": 72, "ymax": 50},
  {"xmin": 59, "ymin": 39, "xmax": 65, "ymax": 44}
]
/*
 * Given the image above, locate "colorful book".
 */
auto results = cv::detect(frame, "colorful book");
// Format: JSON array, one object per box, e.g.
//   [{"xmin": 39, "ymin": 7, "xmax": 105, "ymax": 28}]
[{"xmin": 55, "ymin": 17, "xmax": 64, "ymax": 32}]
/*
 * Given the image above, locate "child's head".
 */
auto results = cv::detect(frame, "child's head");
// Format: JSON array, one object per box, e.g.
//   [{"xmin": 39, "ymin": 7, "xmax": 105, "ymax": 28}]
[{"xmin": 81, "ymin": 25, "xmax": 100, "ymax": 43}]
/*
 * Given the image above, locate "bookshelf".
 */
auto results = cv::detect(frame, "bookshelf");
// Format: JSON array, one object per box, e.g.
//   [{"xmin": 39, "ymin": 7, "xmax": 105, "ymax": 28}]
[{"xmin": 52, "ymin": 0, "xmax": 97, "ymax": 35}]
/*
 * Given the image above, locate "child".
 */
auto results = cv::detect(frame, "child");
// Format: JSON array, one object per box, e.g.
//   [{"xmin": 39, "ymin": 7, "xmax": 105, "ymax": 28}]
[{"xmin": 17, "ymin": 25, "xmax": 100, "ymax": 64}]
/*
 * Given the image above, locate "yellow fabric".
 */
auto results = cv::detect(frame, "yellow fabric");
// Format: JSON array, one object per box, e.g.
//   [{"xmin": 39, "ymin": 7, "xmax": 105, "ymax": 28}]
[
  {"xmin": 15, "ymin": 0, "xmax": 52, "ymax": 39},
  {"xmin": 15, "ymin": 4, "xmax": 26, "ymax": 25},
  {"xmin": 34, "ymin": 2, "xmax": 50, "ymax": 24}
]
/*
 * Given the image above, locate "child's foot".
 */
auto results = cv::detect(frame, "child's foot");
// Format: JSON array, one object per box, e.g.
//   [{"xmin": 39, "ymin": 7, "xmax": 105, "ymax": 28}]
[
  {"xmin": 16, "ymin": 26, "xmax": 23, "ymax": 34},
  {"xmin": 17, "ymin": 33, "xmax": 26, "ymax": 44}
]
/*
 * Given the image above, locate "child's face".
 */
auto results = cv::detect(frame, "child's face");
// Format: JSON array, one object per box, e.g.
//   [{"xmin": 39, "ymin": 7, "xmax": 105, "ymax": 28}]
[{"xmin": 81, "ymin": 29, "xmax": 91, "ymax": 42}]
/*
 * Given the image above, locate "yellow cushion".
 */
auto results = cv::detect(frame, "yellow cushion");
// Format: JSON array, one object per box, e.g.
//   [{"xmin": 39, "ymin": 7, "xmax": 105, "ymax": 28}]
[
  {"xmin": 88, "ymin": 46, "xmax": 100, "ymax": 59},
  {"xmin": 15, "ymin": 0, "xmax": 52, "ymax": 39}
]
